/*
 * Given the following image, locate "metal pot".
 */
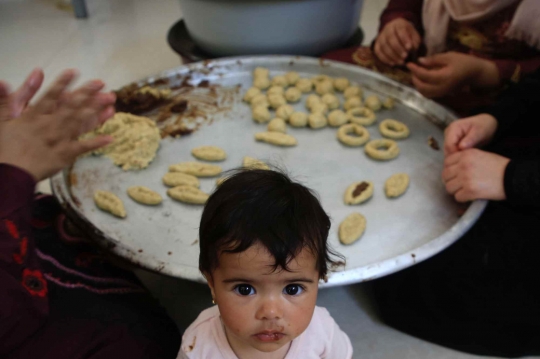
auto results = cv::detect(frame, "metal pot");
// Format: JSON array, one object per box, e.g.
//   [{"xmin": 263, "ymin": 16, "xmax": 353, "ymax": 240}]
[{"xmin": 178, "ymin": 0, "xmax": 364, "ymax": 56}]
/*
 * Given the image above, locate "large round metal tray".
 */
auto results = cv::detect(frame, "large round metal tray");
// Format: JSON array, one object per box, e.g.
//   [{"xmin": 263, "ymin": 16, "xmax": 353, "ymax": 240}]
[{"xmin": 51, "ymin": 56, "xmax": 486, "ymax": 287}]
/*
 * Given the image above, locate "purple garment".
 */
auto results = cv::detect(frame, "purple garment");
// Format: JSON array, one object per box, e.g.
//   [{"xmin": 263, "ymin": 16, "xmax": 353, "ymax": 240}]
[{"xmin": 0, "ymin": 164, "xmax": 180, "ymax": 359}]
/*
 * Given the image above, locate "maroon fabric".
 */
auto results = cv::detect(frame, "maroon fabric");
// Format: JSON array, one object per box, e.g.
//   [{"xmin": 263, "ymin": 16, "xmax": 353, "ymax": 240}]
[{"xmin": 0, "ymin": 164, "xmax": 180, "ymax": 359}]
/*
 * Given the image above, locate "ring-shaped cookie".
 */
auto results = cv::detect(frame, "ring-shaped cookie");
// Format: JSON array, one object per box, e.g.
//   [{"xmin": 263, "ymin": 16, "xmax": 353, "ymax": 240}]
[
  {"xmin": 347, "ymin": 107, "xmax": 376, "ymax": 126},
  {"xmin": 337, "ymin": 124, "xmax": 370, "ymax": 147},
  {"xmin": 379, "ymin": 119, "xmax": 410, "ymax": 139},
  {"xmin": 365, "ymin": 139, "xmax": 400, "ymax": 160}
]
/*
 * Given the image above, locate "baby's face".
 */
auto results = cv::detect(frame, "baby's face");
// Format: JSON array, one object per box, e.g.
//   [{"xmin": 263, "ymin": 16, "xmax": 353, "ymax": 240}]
[{"xmin": 208, "ymin": 242, "xmax": 319, "ymax": 357}]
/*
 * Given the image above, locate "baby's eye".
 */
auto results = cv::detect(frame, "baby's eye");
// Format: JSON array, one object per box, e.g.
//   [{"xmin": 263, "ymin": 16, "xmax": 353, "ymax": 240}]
[
  {"xmin": 234, "ymin": 284, "xmax": 255, "ymax": 296},
  {"xmin": 283, "ymin": 284, "xmax": 304, "ymax": 296}
]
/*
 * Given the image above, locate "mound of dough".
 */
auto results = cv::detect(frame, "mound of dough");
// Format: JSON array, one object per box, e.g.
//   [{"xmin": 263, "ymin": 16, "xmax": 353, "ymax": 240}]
[
  {"xmin": 385, "ymin": 173, "xmax": 410, "ymax": 198},
  {"xmin": 267, "ymin": 86, "xmax": 284, "ymax": 96},
  {"xmin": 268, "ymin": 94, "xmax": 287, "ymax": 109},
  {"xmin": 243, "ymin": 87, "xmax": 261, "ymax": 102},
  {"xmin": 275, "ymin": 105, "xmax": 295, "ymax": 120},
  {"xmin": 295, "ymin": 78, "xmax": 313, "ymax": 93},
  {"xmin": 328, "ymin": 110, "xmax": 349, "ymax": 127},
  {"xmin": 334, "ymin": 77, "xmax": 350, "ymax": 92},
  {"xmin": 169, "ymin": 161, "xmax": 222, "ymax": 177},
  {"xmin": 308, "ymin": 113, "xmax": 327, "ymax": 129},
  {"xmin": 255, "ymin": 132, "xmax": 297, "ymax": 147},
  {"xmin": 285, "ymin": 87, "xmax": 302, "ymax": 103},
  {"xmin": 365, "ymin": 95, "xmax": 382, "ymax": 111},
  {"xmin": 289, "ymin": 112, "xmax": 308, "ymax": 127},
  {"xmin": 344, "ymin": 86, "xmax": 363, "ymax": 99},
  {"xmin": 162, "ymin": 172, "xmax": 200, "ymax": 188},
  {"xmin": 82, "ymin": 112, "xmax": 160, "ymax": 171},
  {"xmin": 268, "ymin": 118, "xmax": 287, "ymax": 133},
  {"xmin": 344, "ymin": 181, "xmax": 374, "ymax": 205},
  {"xmin": 191, "ymin": 146, "xmax": 227, "ymax": 161},
  {"xmin": 315, "ymin": 80, "xmax": 334, "ymax": 95},
  {"xmin": 339, "ymin": 213, "xmax": 366, "ymax": 245},
  {"xmin": 94, "ymin": 190, "xmax": 126, "ymax": 218},
  {"xmin": 127, "ymin": 186, "xmax": 162, "ymax": 205},
  {"xmin": 271, "ymin": 75, "xmax": 288, "ymax": 87},
  {"xmin": 286, "ymin": 71, "xmax": 300, "ymax": 85},
  {"xmin": 344, "ymin": 96, "xmax": 363, "ymax": 111},
  {"xmin": 305, "ymin": 94, "xmax": 322, "ymax": 110},
  {"xmin": 252, "ymin": 105, "xmax": 271, "ymax": 123},
  {"xmin": 167, "ymin": 185, "xmax": 209, "ymax": 205},
  {"xmin": 321, "ymin": 93, "xmax": 340, "ymax": 110}
]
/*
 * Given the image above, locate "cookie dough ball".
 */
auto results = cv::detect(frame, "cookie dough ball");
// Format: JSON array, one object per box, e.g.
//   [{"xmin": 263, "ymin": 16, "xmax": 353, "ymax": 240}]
[
  {"xmin": 383, "ymin": 97, "xmax": 395, "ymax": 109},
  {"xmin": 328, "ymin": 110, "xmax": 349, "ymax": 127},
  {"xmin": 253, "ymin": 67, "xmax": 270, "ymax": 79},
  {"xmin": 243, "ymin": 87, "xmax": 261, "ymax": 103},
  {"xmin": 268, "ymin": 93, "xmax": 287, "ymax": 109},
  {"xmin": 267, "ymin": 86, "xmax": 284, "ymax": 96},
  {"xmin": 312, "ymin": 74, "xmax": 332, "ymax": 84},
  {"xmin": 321, "ymin": 93, "xmax": 340, "ymax": 110},
  {"xmin": 315, "ymin": 80, "xmax": 334, "ymax": 95},
  {"xmin": 271, "ymin": 75, "xmax": 288, "ymax": 87},
  {"xmin": 253, "ymin": 76, "xmax": 270, "ymax": 90},
  {"xmin": 267, "ymin": 118, "xmax": 287, "ymax": 133},
  {"xmin": 295, "ymin": 78, "xmax": 313, "ymax": 93},
  {"xmin": 365, "ymin": 95, "xmax": 382, "ymax": 111},
  {"xmin": 310, "ymin": 102, "xmax": 329, "ymax": 115},
  {"xmin": 344, "ymin": 86, "xmax": 363, "ymax": 99},
  {"xmin": 275, "ymin": 104, "xmax": 295, "ymax": 121},
  {"xmin": 344, "ymin": 96, "xmax": 363, "ymax": 111},
  {"xmin": 308, "ymin": 113, "xmax": 327, "ymax": 129},
  {"xmin": 305, "ymin": 94, "xmax": 322, "ymax": 110},
  {"xmin": 286, "ymin": 71, "xmax": 300, "ymax": 85},
  {"xmin": 250, "ymin": 93, "xmax": 269, "ymax": 108},
  {"xmin": 285, "ymin": 87, "xmax": 302, "ymax": 103},
  {"xmin": 289, "ymin": 112, "xmax": 308, "ymax": 127},
  {"xmin": 252, "ymin": 105, "xmax": 271, "ymax": 123},
  {"xmin": 334, "ymin": 77, "xmax": 350, "ymax": 92}
]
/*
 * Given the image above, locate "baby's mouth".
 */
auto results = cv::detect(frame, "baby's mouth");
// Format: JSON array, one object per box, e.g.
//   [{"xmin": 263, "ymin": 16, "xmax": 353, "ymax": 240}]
[{"xmin": 253, "ymin": 330, "xmax": 286, "ymax": 342}]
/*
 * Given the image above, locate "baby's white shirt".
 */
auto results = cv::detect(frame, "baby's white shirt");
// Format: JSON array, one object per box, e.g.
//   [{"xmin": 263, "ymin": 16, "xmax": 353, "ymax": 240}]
[{"xmin": 177, "ymin": 305, "xmax": 352, "ymax": 359}]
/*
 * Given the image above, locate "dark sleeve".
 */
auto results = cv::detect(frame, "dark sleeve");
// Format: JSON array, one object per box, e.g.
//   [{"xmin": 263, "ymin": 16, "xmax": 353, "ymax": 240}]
[
  {"xmin": 0, "ymin": 164, "xmax": 49, "ymax": 356},
  {"xmin": 492, "ymin": 56, "xmax": 540, "ymax": 84},
  {"xmin": 483, "ymin": 69, "xmax": 540, "ymax": 141},
  {"xmin": 504, "ymin": 160, "xmax": 540, "ymax": 207},
  {"xmin": 379, "ymin": 0, "xmax": 425, "ymax": 35}
]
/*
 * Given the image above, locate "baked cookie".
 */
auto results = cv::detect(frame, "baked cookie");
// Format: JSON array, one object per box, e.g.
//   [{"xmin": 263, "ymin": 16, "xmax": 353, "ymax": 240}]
[
  {"xmin": 191, "ymin": 146, "xmax": 227, "ymax": 161},
  {"xmin": 365, "ymin": 139, "xmax": 400, "ymax": 160},
  {"xmin": 382, "ymin": 97, "xmax": 395, "ymax": 109},
  {"xmin": 385, "ymin": 173, "xmax": 410, "ymax": 198},
  {"xmin": 347, "ymin": 107, "xmax": 376, "ymax": 126},
  {"xmin": 285, "ymin": 71, "xmax": 300, "ymax": 85},
  {"xmin": 337, "ymin": 124, "xmax": 370, "ymax": 147},
  {"xmin": 289, "ymin": 112, "xmax": 309, "ymax": 127},
  {"xmin": 243, "ymin": 156, "xmax": 269, "ymax": 170},
  {"xmin": 328, "ymin": 110, "xmax": 349, "ymax": 127},
  {"xmin": 379, "ymin": 119, "xmax": 410, "ymax": 139},
  {"xmin": 93, "ymin": 190, "xmax": 126, "ymax": 218},
  {"xmin": 295, "ymin": 78, "xmax": 313, "ymax": 93},
  {"xmin": 344, "ymin": 181, "xmax": 374, "ymax": 205},
  {"xmin": 169, "ymin": 161, "xmax": 222, "ymax": 177},
  {"xmin": 365, "ymin": 95, "xmax": 382, "ymax": 111},
  {"xmin": 275, "ymin": 104, "xmax": 295, "ymax": 121},
  {"xmin": 271, "ymin": 75, "xmax": 288, "ymax": 87},
  {"xmin": 334, "ymin": 77, "xmax": 350, "ymax": 92},
  {"xmin": 252, "ymin": 105, "xmax": 271, "ymax": 123},
  {"xmin": 315, "ymin": 80, "xmax": 334, "ymax": 95},
  {"xmin": 127, "ymin": 186, "xmax": 162, "ymax": 205},
  {"xmin": 339, "ymin": 213, "xmax": 366, "ymax": 245},
  {"xmin": 255, "ymin": 132, "xmax": 297, "ymax": 146},
  {"xmin": 305, "ymin": 94, "xmax": 322, "ymax": 110},
  {"xmin": 284, "ymin": 87, "xmax": 302, "ymax": 103},
  {"xmin": 308, "ymin": 113, "xmax": 328, "ymax": 129},
  {"xmin": 162, "ymin": 172, "xmax": 200, "ymax": 188},
  {"xmin": 344, "ymin": 86, "xmax": 363, "ymax": 99},
  {"xmin": 167, "ymin": 185, "xmax": 209, "ymax": 205},
  {"xmin": 344, "ymin": 96, "xmax": 363, "ymax": 111},
  {"xmin": 243, "ymin": 87, "xmax": 261, "ymax": 102},
  {"xmin": 267, "ymin": 118, "xmax": 287, "ymax": 133},
  {"xmin": 321, "ymin": 93, "xmax": 340, "ymax": 110},
  {"xmin": 268, "ymin": 94, "xmax": 287, "ymax": 109}
]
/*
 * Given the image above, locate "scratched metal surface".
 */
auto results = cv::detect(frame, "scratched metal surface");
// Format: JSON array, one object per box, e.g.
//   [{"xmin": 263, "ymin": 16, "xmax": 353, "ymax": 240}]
[{"xmin": 51, "ymin": 56, "xmax": 486, "ymax": 287}]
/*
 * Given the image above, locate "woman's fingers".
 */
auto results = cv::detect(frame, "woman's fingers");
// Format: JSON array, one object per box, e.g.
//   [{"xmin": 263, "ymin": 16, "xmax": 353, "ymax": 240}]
[
  {"xmin": 11, "ymin": 68, "xmax": 44, "ymax": 118},
  {"xmin": 30, "ymin": 69, "xmax": 78, "ymax": 115}
]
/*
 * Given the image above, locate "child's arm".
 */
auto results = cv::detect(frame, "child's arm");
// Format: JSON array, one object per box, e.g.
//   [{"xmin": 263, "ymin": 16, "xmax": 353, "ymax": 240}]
[{"xmin": 374, "ymin": 0, "xmax": 424, "ymax": 66}]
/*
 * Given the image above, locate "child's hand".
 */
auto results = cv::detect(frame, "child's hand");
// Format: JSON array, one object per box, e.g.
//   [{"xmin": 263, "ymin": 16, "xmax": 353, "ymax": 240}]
[
  {"xmin": 407, "ymin": 52, "xmax": 499, "ymax": 98},
  {"xmin": 444, "ymin": 114, "xmax": 498, "ymax": 156},
  {"xmin": 374, "ymin": 18, "xmax": 422, "ymax": 66},
  {"xmin": 442, "ymin": 148, "xmax": 509, "ymax": 202},
  {"xmin": 0, "ymin": 69, "xmax": 116, "ymax": 181}
]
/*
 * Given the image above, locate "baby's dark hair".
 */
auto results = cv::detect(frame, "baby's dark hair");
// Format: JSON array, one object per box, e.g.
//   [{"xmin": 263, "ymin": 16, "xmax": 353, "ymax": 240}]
[{"xmin": 199, "ymin": 168, "xmax": 344, "ymax": 280}]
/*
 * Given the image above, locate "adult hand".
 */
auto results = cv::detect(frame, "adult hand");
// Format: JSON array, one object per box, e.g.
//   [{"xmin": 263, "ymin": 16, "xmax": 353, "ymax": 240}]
[
  {"xmin": 0, "ymin": 69, "xmax": 116, "ymax": 182},
  {"xmin": 374, "ymin": 18, "xmax": 422, "ymax": 66},
  {"xmin": 444, "ymin": 114, "xmax": 498, "ymax": 156},
  {"xmin": 442, "ymin": 148, "xmax": 509, "ymax": 202},
  {"xmin": 407, "ymin": 52, "xmax": 499, "ymax": 98}
]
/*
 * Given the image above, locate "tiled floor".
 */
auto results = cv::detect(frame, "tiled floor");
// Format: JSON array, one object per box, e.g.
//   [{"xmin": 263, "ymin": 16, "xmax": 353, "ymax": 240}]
[{"xmin": 0, "ymin": 1, "xmax": 529, "ymax": 358}]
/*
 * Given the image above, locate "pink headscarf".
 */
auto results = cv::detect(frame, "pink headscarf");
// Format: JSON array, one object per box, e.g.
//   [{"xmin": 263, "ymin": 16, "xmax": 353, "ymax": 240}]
[{"xmin": 422, "ymin": 0, "xmax": 540, "ymax": 55}]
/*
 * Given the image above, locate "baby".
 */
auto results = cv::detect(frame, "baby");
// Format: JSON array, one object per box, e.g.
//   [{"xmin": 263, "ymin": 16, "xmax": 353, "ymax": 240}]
[{"xmin": 178, "ymin": 169, "xmax": 352, "ymax": 359}]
